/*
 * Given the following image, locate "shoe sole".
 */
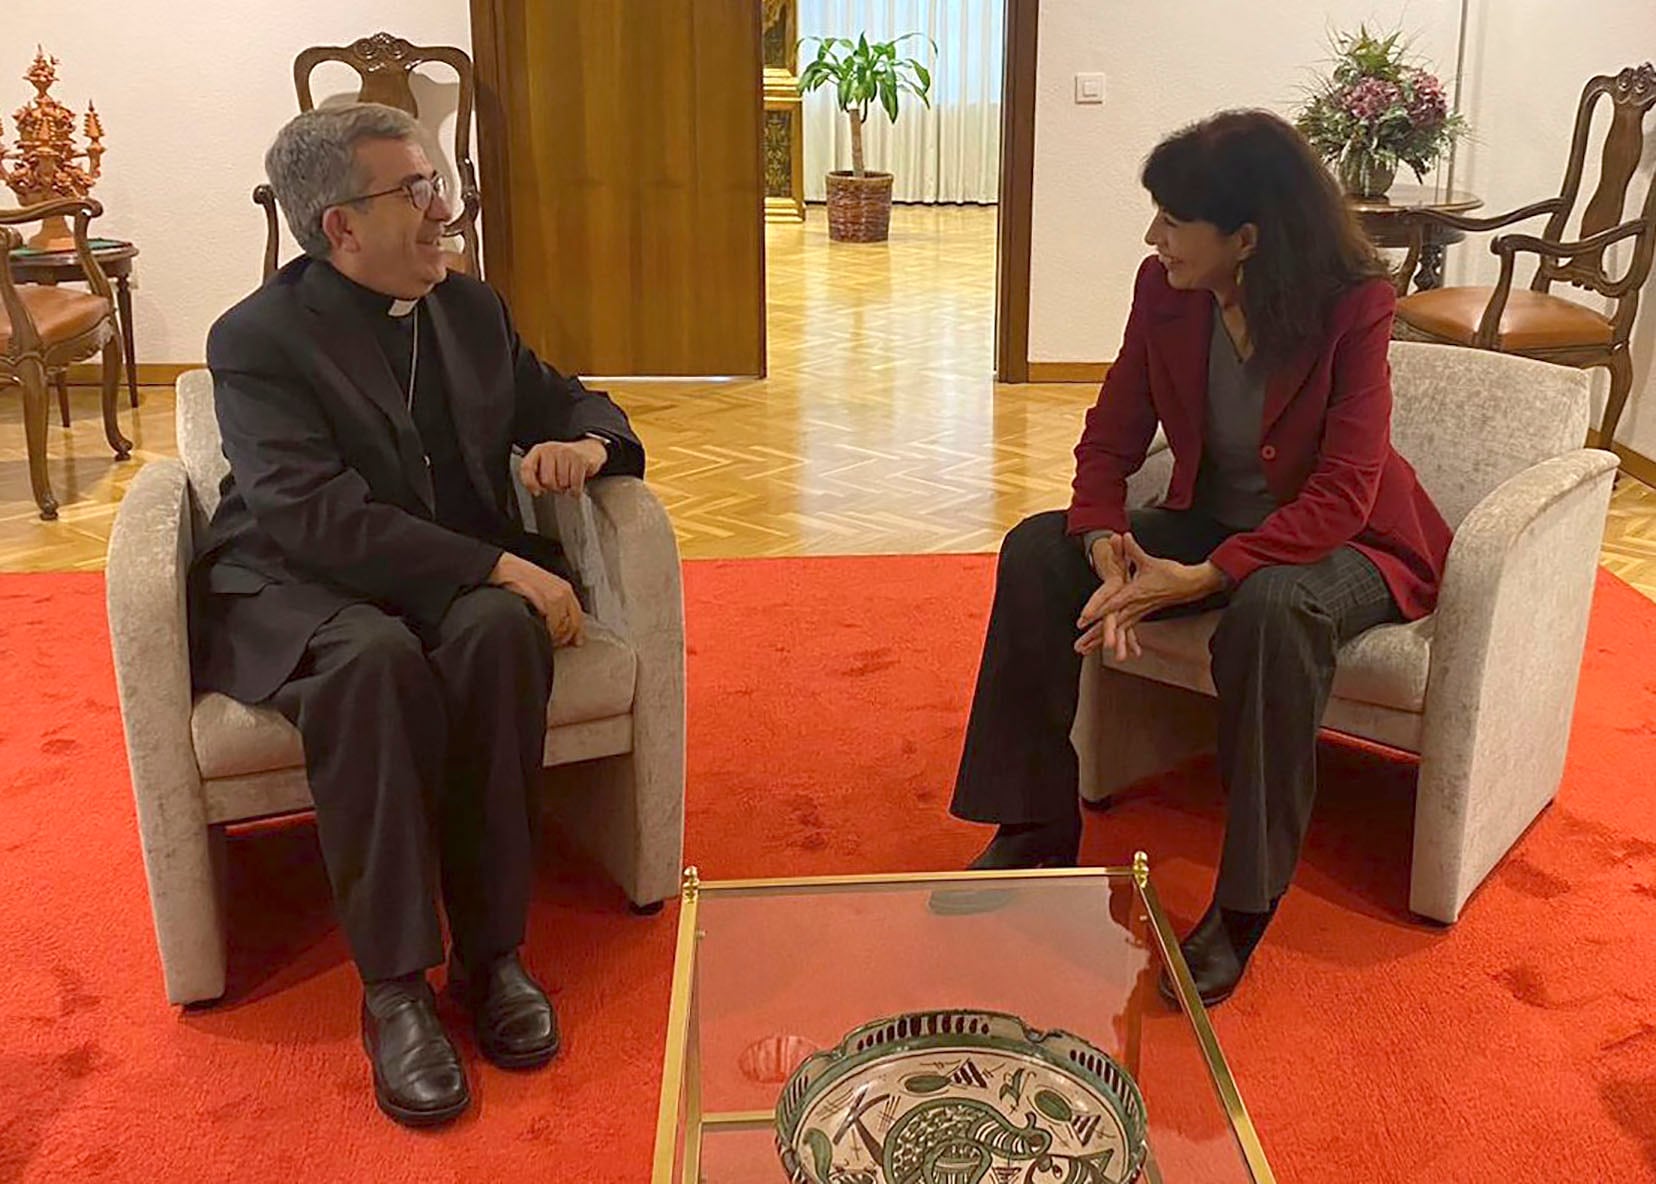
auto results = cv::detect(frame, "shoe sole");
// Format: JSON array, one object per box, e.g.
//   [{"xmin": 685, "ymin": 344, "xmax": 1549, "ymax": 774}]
[
  {"xmin": 1156, "ymin": 974, "xmax": 1235, "ymax": 1011},
  {"xmin": 361, "ymin": 1029, "xmax": 471, "ymax": 1128},
  {"xmin": 479, "ymin": 1037, "xmax": 561, "ymax": 1071}
]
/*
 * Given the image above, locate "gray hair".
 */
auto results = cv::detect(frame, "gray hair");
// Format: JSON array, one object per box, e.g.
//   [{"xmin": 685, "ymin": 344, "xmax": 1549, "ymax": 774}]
[{"xmin": 264, "ymin": 102, "xmax": 422, "ymax": 258}]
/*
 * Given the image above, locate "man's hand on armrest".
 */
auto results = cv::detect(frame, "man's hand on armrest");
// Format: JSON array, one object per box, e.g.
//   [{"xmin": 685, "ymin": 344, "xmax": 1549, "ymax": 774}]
[
  {"xmin": 488, "ymin": 551, "xmax": 585, "ymax": 647},
  {"xmin": 519, "ymin": 438, "xmax": 608, "ymax": 497}
]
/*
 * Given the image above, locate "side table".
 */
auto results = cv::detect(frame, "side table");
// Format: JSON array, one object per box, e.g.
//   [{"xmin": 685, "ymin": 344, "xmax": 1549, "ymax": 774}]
[{"xmin": 1349, "ymin": 184, "xmax": 1482, "ymax": 291}]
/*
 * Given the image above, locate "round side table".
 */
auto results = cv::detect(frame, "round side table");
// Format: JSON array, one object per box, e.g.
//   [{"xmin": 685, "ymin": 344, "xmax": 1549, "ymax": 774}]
[{"xmin": 1349, "ymin": 185, "xmax": 1482, "ymax": 291}]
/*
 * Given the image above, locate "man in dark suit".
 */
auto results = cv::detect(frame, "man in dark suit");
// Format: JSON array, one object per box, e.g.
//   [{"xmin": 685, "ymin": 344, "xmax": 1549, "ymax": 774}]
[{"xmin": 193, "ymin": 103, "xmax": 645, "ymax": 1126}]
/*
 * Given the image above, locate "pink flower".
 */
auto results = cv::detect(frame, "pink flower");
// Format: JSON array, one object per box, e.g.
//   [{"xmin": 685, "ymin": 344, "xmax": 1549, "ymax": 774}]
[
  {"xmin": 1406, "ymin": 68, "xmax": 1448, "ymax": 126},
  {"xmin": 1343, "ymin": 77, "xmax": 1402, "ymax": 121}
]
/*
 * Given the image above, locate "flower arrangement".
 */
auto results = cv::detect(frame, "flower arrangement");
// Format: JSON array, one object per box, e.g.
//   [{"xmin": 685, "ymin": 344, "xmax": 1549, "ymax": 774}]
[{"xmin": 1294, "ymin": 27, "xmax": 1467, "ymax": 197}]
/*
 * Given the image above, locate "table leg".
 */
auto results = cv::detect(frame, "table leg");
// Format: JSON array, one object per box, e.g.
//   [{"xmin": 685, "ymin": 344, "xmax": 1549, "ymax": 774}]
[
  {"xmin": 1414, "ymin": 243, "xmax": 1446, "ymax": 291},
  {"xmin": 117, "ymin": 276, "xmax": 140, "ymax": 408}
]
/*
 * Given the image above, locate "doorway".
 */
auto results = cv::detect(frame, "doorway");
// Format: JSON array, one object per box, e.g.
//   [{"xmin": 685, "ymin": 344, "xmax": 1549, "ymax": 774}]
[{"xmin": 762, "ymin": 0, "xmax": 1036, "ymax": 384}]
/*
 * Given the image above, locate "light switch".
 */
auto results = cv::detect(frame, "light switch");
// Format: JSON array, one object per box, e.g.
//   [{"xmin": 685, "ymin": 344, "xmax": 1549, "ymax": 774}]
[{"xmin": 1074, "ymin": 72, "xmax": 1105, "ymax": 105}]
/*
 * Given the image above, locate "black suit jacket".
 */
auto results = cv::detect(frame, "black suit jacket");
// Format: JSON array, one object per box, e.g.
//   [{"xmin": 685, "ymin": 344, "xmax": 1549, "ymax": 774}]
[{"xmin": 190, "ymin": 256, "xmax": 645, "ymax": 703}]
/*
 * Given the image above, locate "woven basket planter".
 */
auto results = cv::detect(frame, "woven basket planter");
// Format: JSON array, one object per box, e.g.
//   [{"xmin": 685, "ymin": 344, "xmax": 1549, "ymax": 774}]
[{"xmin": 825, "ymin": 171, "xmax": 894, "ymax": 242}]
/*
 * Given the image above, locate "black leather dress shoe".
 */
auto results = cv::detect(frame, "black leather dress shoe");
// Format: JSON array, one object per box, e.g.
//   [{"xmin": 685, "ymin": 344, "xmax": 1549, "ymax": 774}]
[
  {"xmin": 1157, "ymin": 900, "xmax": 1277, "ymax": 1010},
  {"xmin": 448, "ymin": 950, "xmax": 561, "ymax": 1070},
  {"xmin": 361, "ymin": 977, "xmax": 470, "ymax": 1127},
  {"xmin": 966, "ymin": 817, "xmax": 1082, "ymax": 870}
]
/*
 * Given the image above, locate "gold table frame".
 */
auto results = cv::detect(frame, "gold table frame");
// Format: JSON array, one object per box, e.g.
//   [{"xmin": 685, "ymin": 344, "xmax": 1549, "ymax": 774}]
[{"xmin": 650, "ymin": 854, "xmax": 1276, "ymax": 1183}]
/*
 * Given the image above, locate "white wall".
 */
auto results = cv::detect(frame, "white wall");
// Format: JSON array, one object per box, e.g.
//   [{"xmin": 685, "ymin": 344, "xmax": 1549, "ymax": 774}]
[
  {"xmin": 1028, "ymin": 0, "xmax": 1462, "ymax": 364},
  {"xmin": 1027, "ymin": 0, "xmax": 1656, "ymax": 451},
  {"xmin": 6, "ymin": 2, "xmax": 473, "ymax": 365}
]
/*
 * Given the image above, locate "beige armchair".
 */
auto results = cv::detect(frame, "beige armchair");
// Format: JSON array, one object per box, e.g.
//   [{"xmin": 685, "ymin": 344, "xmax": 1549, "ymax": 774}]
[
  {"xmin": 107, "ymin": 370, "xmax": 686, "ymax": 1005},
  {"xmin": 1084, "ymin": 342, "xmax": 1618, "ymax": 923}
]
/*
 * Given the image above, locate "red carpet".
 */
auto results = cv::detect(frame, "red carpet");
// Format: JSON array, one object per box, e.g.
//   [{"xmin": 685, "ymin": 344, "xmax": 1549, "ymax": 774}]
[{"xmin": 3, "ymin": 557, "xmax": 1655, "ymax": 1183}]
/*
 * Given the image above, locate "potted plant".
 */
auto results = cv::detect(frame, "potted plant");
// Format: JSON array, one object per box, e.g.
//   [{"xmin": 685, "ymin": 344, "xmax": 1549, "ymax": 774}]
[
  {"xmin": 797, "ymin": 33, "xmax": 933, "ymax": 242},
  {"xmin": 1294, "ymin": 27, "xmax": 1467, "ymax": 199}
]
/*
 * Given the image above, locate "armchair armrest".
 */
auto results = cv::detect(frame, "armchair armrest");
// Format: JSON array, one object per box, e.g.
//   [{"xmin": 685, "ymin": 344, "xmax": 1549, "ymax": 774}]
[
  {"xmin": 253, "ymin": 184, "xmax": 280, "ymax": 280},
  {"xmin": 529, "ymin": 476, "xmax": 684, "ymax": 648},
  {"xmin": 1411, "ymin": 448, "xmax": 1617, "ymax": 918},
  {"xmin": 527, "ymin": 477, "xmax": 686, "ymax": 908},
  {"xmin": 443, "ymin": 186, "xmax": 482, "ymax": 243},
  {"xmin": 0, "ymin": 196, "xmax": 114, "ymax": 303},
  {"xmin": 1467, "ymin": 218, "xmax": 1647, "ymax": 346},
  {"xmin": 1492, "ymin": 219, "xmax": 1649, "ymax": 298},
  {"xmin": 105, "ymin": 458, "xmax": 225, "ymax": 1001},
  {"xmin": 1404, "ymin": 199, "xmax": 1565, "ymax": 237},
  {"xmin": 1393, "ymin": 200, "xmax": 1566, "ymax": 295}
]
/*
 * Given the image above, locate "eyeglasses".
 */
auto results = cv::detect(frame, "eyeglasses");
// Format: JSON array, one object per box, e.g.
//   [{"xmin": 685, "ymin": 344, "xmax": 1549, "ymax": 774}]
[{"xmin": 335, "ymin": 172, "xmax": 447, "ymax": 213}]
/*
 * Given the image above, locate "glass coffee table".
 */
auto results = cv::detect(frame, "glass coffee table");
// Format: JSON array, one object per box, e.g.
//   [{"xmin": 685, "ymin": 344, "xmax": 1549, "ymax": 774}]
[{"xmin": 651, "ymin": 855, "xmax": 1275, "ymax": 1183}]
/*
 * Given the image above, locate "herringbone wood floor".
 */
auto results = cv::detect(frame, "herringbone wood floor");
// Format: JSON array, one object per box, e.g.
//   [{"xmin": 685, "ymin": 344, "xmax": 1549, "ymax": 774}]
[{"xmin": 2, "ymin": 205, "xmax": 1654, "ymax": 601}]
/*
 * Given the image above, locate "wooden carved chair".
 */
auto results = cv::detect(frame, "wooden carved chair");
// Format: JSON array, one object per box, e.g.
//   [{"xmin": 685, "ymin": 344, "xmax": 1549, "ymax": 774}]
[
  {"xmin": 0, "ymin": 198, "xmax": 132, "ymax": 519},
  {"xmin": 1392, "ymin": 63, "xmax": 1656, "ymax": 447},
  {"xmin": 253, "ymin": 32, "xmax": 482, "ymax": 279}
]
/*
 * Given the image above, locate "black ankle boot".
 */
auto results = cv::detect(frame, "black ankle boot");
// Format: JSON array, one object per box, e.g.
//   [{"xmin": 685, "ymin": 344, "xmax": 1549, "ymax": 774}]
[
  {"xmin": 1157, "ymin": 898, "xmax": 1279, "ymax": 1010},
  {"xmin": 966, "ymin": 817, "xmax": 1082, "ymax": 871}
]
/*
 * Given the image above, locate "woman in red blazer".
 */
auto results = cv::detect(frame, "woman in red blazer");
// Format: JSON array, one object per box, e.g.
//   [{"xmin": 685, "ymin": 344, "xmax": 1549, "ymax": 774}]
[{"xmin": 950, "ymin": 111, "xmax": 1452, "ymax": 1005}]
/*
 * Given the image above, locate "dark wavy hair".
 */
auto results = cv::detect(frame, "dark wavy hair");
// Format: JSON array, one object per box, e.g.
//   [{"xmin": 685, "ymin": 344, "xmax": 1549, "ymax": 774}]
[{"xmin": 1141, "ymin": 109, "xmax": 1387, "ymax": 372}]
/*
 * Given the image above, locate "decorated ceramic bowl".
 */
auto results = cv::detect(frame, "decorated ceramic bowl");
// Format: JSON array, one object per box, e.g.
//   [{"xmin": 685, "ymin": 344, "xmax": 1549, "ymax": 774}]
[{"xmin": 775, "ymin": 1009, "xmax": 1148, "ymax": 1184}]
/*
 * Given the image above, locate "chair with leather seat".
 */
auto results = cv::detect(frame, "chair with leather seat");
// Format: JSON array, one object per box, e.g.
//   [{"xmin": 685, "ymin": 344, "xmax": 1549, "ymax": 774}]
[
  {"xmin": 253, "ymin": 31, "xmax": 483, "ymax": 280},
  {"xmin": 0, "ymin": 198, "xmax": 131, "ymax": 519},
  {"xmin": 105, "ymin": 370, "xmax": 685, "ymax": 1005},
  {"xmin": 1391, "ymin": 63, "xmax": 1656, "ymax": 447}
]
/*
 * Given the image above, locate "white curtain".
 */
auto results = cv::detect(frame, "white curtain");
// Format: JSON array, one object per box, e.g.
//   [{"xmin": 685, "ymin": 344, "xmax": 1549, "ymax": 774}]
[{"xmin": 799, "ymin": 0, "xmax": 1003, "ymax": 204}]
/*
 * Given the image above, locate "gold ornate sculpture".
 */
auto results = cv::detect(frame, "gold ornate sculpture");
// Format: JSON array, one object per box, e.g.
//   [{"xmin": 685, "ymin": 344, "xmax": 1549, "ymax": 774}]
[
  {"xmin": 1, "ymin": 48, "xmax": 107, "ymax": 251},
  {"xmin": 762, "ymin": 0, "xmax": 805, "ymax": 223}
]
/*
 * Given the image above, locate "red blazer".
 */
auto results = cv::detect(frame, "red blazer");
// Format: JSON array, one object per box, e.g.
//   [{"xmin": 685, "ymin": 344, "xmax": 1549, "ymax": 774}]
[{"xmin": 1067, "ymin": 255, "xmax": 1452, "ymax": 621}]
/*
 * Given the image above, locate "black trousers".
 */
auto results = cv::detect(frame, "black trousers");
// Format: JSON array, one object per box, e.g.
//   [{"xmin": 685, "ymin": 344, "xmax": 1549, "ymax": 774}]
[
  {"xmin": 951, "ymin": 509, "xmax": 1401, "ymax": 912},
  {"xmin": 270, "ymin": 587, "xmax": 554, "ymax": 982}
]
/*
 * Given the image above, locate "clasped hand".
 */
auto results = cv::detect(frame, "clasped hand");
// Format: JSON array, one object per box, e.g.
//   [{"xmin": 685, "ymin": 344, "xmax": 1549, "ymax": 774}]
[{"xmin": 1075, "ymin": 534, "xmax": 1225, "ymax": 661}]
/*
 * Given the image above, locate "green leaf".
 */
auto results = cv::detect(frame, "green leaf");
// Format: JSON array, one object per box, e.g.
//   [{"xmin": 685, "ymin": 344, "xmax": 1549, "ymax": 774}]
[
  {"xmin": 804, "ymin": 1128, "xmax": 834, "ymax": 1183},
  {"xmin": 904, "ymin": 1072, "xmax": 951, "ymax": 1094},
  {"xmin": 1033, "ymin": 1089, "xmax": 1074, "ymax": 1123}
]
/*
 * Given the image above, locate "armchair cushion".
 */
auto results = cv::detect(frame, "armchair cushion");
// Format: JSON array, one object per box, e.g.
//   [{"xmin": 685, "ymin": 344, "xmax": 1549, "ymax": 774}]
[
  {"xmin": 1396, "ymin": 287, "xmax": 1614, "ymax": 350},
  {"xmin": 0, "ymin": 286, "xmax": 110, "ymax": 349},
  {"xmin": 1106, "ymin": 611, "xmax": 1433, "ymax": 715},
  {"xmin": 191, "ymin": 620, "xmax": 638, "ymax": 781}
]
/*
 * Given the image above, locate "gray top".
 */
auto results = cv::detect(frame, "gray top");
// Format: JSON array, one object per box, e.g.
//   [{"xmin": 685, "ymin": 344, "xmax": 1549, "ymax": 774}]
[
  {"xmin": 1080, "ymin": 306, "xmax": 1276, "ymax": 574},
  {"xmin": 1195, "ymin": 309, "xmax": 1277, "ymax": 530}
]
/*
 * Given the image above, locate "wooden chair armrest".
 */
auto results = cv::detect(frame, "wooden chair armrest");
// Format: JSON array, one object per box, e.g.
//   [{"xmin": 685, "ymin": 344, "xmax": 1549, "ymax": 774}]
[
  {"xmin": 1493, "ymin": 219, "xmax": 1646, "ymax": 261},
  {"xmin": 1406, "ymin": 198, "xmax": 1565, "ymax": 235},
  {"xmin": 1447, "ymin": 217, "xmax": 1646, "ymax": 348},
  {"xmin": 0, "ymin": 226, "xmax": 32, "ymax": 354},
  {"xmin": 253, "ymin": 184, "xmax": 280, "ymax": 280},
  {"xmin": 0, "ymin": 197, "xmax": 115, "ymax": 304},
  {"xmin": 443, "ymin": 187, "xmax": 482, "ymax": 242},
  {"xmin": 0, "ymin": 195, "xmax": 103, "ymax": 226}
]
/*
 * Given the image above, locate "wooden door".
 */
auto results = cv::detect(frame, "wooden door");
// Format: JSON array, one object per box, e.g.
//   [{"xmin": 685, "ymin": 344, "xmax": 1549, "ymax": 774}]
[{"xmin": 471, "ymin": 0, "xmax": 766, "ymax": 377}]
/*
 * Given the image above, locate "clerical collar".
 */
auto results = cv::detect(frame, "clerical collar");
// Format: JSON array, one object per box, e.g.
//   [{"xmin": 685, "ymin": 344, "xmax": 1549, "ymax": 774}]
[{"xmin": 322, "ymin": 261, "xmax": 423, "ymax": 319}]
